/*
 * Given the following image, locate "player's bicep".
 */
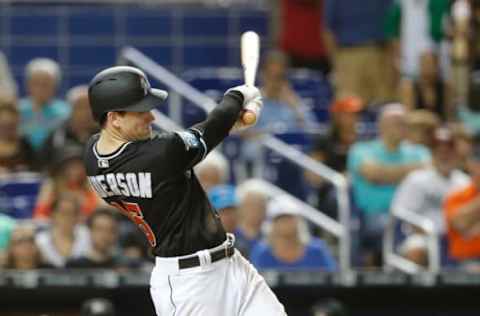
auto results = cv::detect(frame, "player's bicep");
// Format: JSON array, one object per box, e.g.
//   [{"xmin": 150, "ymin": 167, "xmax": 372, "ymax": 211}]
[{"xmin": 170, "ymin": 129, "xmax": 208, "ymax": 170}]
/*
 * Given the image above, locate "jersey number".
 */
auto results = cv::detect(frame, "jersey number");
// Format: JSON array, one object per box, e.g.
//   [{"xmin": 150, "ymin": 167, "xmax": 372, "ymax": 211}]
[{"xmin": 110, "ymin": 201, "xmax": 157, "ymax": 247}]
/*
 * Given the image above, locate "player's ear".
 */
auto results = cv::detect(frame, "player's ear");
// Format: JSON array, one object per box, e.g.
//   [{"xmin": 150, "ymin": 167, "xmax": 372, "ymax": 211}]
[{"xmin": 109, "ymin": 112, "xmax": 122, "ymax": 129}]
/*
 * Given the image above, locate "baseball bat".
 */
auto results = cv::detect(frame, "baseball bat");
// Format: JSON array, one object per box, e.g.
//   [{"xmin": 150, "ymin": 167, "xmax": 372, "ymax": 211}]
[{"xmin": 241, "ymin": 31, "xmax": 260, "ymax": 125}]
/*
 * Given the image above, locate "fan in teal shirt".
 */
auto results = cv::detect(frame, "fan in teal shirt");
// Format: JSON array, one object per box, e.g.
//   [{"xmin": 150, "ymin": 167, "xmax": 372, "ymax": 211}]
[
  {"xmin": 19, "ymin": 97, "xmax": 70, "ymax": 151},
  {"xmin": 18, "ymin": 58, "xmax": 70, "ymax": 151},
  {"xmin": 348, "ymin": 139, "xmax": 430, "ymax": 215}
]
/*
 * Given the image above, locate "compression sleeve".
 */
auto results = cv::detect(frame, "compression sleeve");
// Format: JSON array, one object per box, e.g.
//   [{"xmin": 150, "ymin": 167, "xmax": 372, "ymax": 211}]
[{"xmin": 189, "ymin": 90, "xmax": 244, "ymax": 153}]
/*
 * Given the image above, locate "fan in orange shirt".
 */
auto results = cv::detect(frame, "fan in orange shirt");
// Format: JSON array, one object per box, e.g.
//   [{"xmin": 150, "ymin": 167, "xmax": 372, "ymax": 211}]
[{"xmin": 444, "ymin": 139, "xmax": 480, "ymax": 265}]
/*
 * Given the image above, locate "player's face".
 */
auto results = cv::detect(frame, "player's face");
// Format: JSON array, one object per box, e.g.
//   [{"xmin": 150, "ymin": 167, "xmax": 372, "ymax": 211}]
[{"xmin": 116, "ymin": 111, "xmax": 155, "ymax": 140}]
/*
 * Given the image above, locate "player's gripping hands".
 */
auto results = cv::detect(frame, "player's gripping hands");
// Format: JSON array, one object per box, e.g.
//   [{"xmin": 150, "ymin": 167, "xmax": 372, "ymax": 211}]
[{"xmin": 226, "ymin": 84, "xmax": 262, "ymax": 132}]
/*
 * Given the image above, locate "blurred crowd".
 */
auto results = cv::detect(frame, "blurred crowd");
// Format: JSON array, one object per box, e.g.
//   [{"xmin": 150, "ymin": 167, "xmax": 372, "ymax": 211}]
[
  {"xmin": 4, "ymin": 0, "xmax": 480, "ymax": 279},
  {"xmin": 269, "ymin": 0, "xmax": 480, "ymax": 271}
]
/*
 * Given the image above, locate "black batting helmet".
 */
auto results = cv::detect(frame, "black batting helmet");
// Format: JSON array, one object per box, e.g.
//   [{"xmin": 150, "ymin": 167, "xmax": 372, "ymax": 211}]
[{"xmin": 88, "ymin": 66, "xmax": 168, "ymax": 122}]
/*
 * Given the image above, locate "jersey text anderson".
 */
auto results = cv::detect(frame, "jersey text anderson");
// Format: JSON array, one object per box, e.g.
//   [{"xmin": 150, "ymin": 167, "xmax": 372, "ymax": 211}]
[{"xmin": 88, "ymin": 172, "xmax": 152, "ymax": 199}]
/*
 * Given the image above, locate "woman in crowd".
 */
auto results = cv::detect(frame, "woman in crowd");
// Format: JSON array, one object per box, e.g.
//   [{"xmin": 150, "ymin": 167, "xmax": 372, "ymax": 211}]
[
  {"xmin": 34, "ymin": 145, "xmax": 103, "ymax": 221},
  {"xmin": 35, "ymin": 193, "xmax": 90, "ymax": 268},
  {"xmin": 3, "ymin": 223, "xmax": 51, "ymax": 269}
]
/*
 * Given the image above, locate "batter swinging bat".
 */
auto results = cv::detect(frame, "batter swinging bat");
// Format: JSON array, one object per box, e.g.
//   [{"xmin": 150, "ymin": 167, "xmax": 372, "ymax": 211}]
[{"xmin": 241, "ymin": 31, "xmax": 260, "ymax": 125}]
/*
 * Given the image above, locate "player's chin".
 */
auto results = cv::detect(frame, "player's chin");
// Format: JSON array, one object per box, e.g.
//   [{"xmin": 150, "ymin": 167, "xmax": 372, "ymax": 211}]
[{"xmin": 137, "ymin": 129, "xmax": 152, "ymax": 140}]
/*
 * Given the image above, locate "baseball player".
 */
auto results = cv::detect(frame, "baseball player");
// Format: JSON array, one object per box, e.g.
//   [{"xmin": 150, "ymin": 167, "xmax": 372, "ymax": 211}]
[{"xmin": 84, "ymin": 66, "xmax": 286, "ymax": 315}]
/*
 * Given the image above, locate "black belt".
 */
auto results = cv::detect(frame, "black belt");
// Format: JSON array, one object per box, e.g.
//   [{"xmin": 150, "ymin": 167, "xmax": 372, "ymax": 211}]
[{"xmin": 178, "ymin": 244, "xmax": 235, "ymax": 269}]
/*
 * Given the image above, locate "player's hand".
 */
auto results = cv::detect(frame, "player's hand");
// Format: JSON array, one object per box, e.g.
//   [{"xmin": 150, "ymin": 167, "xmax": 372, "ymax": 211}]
[
  {"xmin": 225, "ymin": 84, "xmax": 261, "ymax": 107},
  {"xmin": 226, "ymin": 85, "xmax": 263, "ymax": 131}
]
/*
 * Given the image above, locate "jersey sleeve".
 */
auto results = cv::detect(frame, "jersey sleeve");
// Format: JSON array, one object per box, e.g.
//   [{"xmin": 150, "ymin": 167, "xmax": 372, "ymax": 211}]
[
  {"xmin": 147, "ymin": 128, "xmax": 208, "ymax": 174},
  {"xmin": 189, "ymin": 91, "xmax": 243, "ymax": 153},
  {"xmin": 144, "ymin": 91, "xmax": 243, "ymax": 173}
]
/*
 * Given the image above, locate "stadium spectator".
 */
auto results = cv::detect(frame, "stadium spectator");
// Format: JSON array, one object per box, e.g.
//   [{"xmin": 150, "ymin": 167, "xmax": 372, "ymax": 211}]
[
  {"xmin": 399, "ymin": 50, "xmax": 453, "ymax": 120},
  {"xmin": 303, "ymin": 97, "xmax": 362, "ymax": 221},
  {"xmin": 454, "ymin": 0, "xmax": 480, "ymax": 133},
  {"xmin": 392, "ymin": 127, "xmax": 470, "ymax": 265},
  {"xmin": 307, "ymin": 96, "xmax": 363, "ymax": 174},
  {"xmin": 405, "ymin": 109, "xmax": 440, "ymax": 148},
  {"xmin": 40, "ymin": 85, "xmax": 98, "ymax": 168},
  {"xmin": 240, "ymin": 50, "xmax": 319, "ymax": 168},
  {"xmin": 35, "ymin": 193, "xmax": 90, "ymax": 268},
  {"xmin": 4, "ymin": 223, "xmax": 52, "ymax": 269},
  {"xmin": 393, "ymin": 127, "xmax": 469, "ymax": 233},
  {"xmin": 208, "ymin": 184, "xmax": 238, "ymax": 234},
  {"xmin": 250, "ymin": 195, "xmax": 337, "ymax": 271},
  {"xmin": 256, "ymin": 50, "xmax": 319, "ymax": 133},
  {"xmin": 34, "ymin": 145, "xmax": 103, "ymax": 221},
  {"xmin": 0, "ymin": 214, "xmax": 16, "ymax": 266},
  {"xmin": 0, "ymin": 51, "xmax": 17, "ymax": 97},
  {"xmin": 119, "ymin": 231, "xmax": 153, "ymax": 271},
  {"xmin": 347, "ymin": 103, "xmax": 430, "ymax": 266},
  {"xmin": 450, "ymin": 0, "xmax": 471, "ymax": 105},
  {"xmin": 444, "ymin": 136, "xmax": 480, "ymax": 269},
  {"xmin": 385, "ymin": 0, "xmax": 451, "ymax": 80},
  {"xmin": 67, "ymin": 208, "xmax": 120, "ymax": 269},
  {"xmin": 194, "ymin": 150, "xmax": 230, "ymax": 191},
  {"xmin": 18, "ymin": 58, "xmax": 69, "ymax": 151},
  {"xmin": 450, "ymin": 122, "xmax": 474, "ymax": 172},
  {"xmin": 0, "ymin": 98, "xmax": 37, "ymax": 174},
  {"xmin": 273, "ymin": 0, "xmax": 330, "ymax": 74},
  {"xmin": 324, "ymin": 0, "xmax": 394, "ymax": 104},
  {"xmin": 235, "ymin": 179, "xmax": 268, "ymax": 257}
]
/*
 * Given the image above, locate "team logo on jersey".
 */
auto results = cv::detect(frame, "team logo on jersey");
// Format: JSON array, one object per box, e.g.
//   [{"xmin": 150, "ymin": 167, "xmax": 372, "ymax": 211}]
[
  {"xmin": 98, "ymin": 159, "xmax": 109, "ymax": 168},
  {"xmin": 176, "ymin": 130, "xmax": 200, "ymax": 151}
]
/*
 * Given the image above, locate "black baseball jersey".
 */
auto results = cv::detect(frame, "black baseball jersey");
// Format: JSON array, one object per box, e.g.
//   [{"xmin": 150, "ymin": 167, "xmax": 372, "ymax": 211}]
[{"xmin": 84, "ymin": 91, "xmax": 244, "ymax": 257}]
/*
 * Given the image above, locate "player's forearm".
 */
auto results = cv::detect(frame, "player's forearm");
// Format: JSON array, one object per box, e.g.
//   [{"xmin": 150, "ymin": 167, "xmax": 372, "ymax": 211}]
[{"xmin": 192, "ymin": 91, "xmax": 243, "ymax": 151}]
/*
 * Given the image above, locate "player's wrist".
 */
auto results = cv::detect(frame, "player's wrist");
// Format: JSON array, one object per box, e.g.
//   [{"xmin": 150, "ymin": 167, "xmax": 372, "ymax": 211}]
[{"xmin": 224, "ymin": 90, "xmax": 244, "ymax": 105}]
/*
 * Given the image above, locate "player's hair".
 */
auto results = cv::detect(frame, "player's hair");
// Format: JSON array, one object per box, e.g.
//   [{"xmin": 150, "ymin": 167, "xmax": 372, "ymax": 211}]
[
  {"xmin": 194, "ymin": 150, "xmax": 229, "ymax": 183},
  {"xmin": 99, "ymin": 111, "xmax": 126, "ymax": 128},
  {"xmin": 25, "ymin": 57, "xmax": 61, "ymax": 84},
  {"xmin": 86, "ymin": 207, "xmax": 119, "ymax": 228}
]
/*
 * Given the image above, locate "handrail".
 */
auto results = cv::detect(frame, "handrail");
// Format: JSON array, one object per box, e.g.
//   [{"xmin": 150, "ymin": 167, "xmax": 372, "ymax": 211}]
[
  {"xmin": 383, "ymin": 206, "xmax": 440, "ymax": 274},
  {"xmin": 120, "ymin": 46, "xmax": 351, "ymax": 274}
]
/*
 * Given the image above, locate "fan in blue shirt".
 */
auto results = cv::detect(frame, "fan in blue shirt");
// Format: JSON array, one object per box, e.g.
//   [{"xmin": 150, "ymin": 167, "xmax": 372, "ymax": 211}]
[{"xmin": 250, "ymin": 195, "xmax": 337, "ymax": 271}]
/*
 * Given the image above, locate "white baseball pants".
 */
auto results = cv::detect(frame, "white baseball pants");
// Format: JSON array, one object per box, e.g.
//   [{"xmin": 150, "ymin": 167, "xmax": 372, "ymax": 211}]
[{"xmin": 150, "ymin": 235, "xmax": 286, "ymax": 316}]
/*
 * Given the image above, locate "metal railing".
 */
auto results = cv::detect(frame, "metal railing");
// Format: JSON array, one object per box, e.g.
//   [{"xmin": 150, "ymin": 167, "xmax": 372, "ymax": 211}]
[
  {"xmin": 383, "ymin": 206, "xmax": 440, "ymax": 274},
  {"xmin": 120, "ymin": 46, "xmax": 352, "ymax": 275}
]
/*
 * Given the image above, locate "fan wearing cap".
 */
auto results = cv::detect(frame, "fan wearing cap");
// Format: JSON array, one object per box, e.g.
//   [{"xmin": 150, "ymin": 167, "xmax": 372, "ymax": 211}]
[
  {"xmin": 392, "ymin": 127, "xmax": 470, "ymax": 266},
  {"xmin": 208, "ymin": 185, "xmax": 239, "ymax": 234},
  {"xmin": 304, "ymin": 96, "xmax": 363, "ymax": 221},
  {"xmin": 83, "ymin": 66, "xmax": 285, "ymax": 315},
  {"xmin": 250, "ymin": 195, "xmax": 337, "ymax": 271},
  {"xmin": 308, "ymin": 96, "xmax": 363, "ymax": 174}
]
